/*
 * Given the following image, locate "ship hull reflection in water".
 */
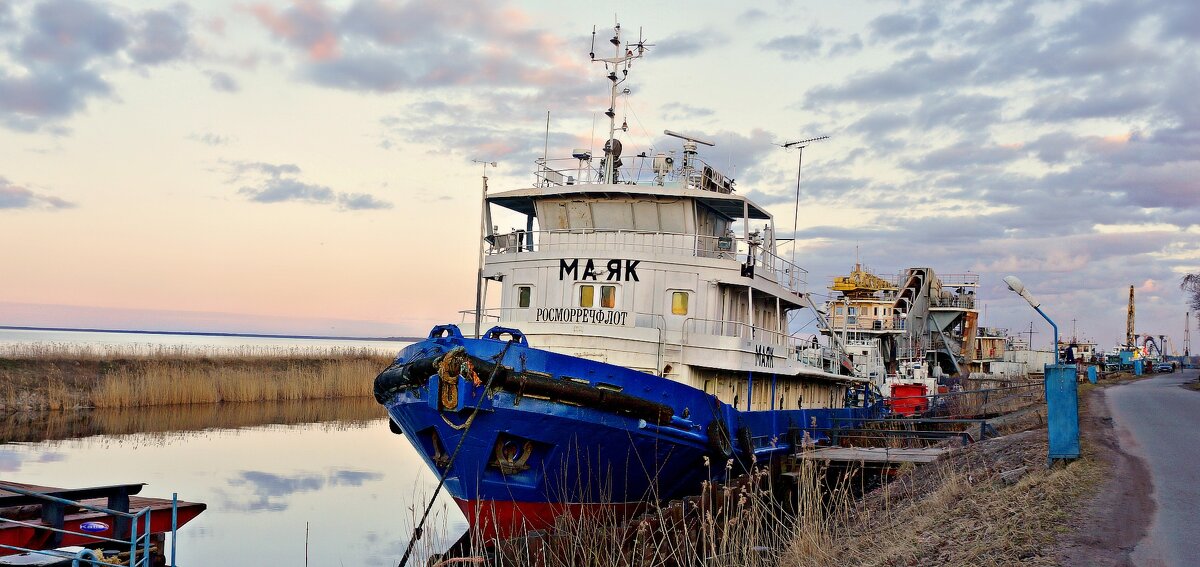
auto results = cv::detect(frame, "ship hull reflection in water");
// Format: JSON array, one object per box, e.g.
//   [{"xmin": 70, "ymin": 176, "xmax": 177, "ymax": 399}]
[{"xmin": 1, "ymin": 398, "xmax": 463, "ymax": 566}]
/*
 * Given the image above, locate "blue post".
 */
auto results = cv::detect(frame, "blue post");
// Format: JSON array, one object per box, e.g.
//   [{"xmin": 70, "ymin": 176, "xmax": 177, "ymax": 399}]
[
  {"xmin": 1033, "ymin": 305, "xmax": 1059, "ymax": 364},
  {"xmin": 1087, "ymin": 365, "xmax": 1097, "ymax": 384},
  {"xmin": 171, "ymin": 493, "xmax": 178, "ymax": 567},
  {"xmin": 747, "ymin": 371, "xmax": 753, "ymax": 411},
  {"xmin": 1045, "ymin": 363, "xmax": 1080, "ymax": 463}
]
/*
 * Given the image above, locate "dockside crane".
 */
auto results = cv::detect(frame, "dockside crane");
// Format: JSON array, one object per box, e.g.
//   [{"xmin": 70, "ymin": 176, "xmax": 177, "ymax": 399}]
[{"xmin": 1126, "ymin": 285, "xmax": 1136, "ymax": 349}]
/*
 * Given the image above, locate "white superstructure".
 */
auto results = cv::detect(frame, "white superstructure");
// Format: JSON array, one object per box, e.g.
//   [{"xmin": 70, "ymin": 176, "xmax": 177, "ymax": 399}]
[{"xmin": 464, "ymin": 25, "xmax": 865, "ymax": 413}]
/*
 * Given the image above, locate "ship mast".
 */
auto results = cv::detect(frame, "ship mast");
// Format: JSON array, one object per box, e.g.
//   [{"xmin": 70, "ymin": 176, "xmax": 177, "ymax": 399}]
[{"xmin": 590, "ymin": 23, "xmax": 648, "ymax": 184}]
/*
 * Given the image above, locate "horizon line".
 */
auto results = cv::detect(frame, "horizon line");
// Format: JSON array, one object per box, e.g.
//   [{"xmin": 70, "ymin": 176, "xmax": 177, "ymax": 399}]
[{"xmin": 0, "ymin": 325, "xmax": 423, "ymax": 343}]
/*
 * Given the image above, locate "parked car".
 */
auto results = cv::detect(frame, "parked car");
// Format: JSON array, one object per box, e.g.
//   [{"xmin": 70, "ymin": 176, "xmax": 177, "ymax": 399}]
[{"xmin": 1155, "ymin": 362, "xmax": 1174, "ymax": 373}]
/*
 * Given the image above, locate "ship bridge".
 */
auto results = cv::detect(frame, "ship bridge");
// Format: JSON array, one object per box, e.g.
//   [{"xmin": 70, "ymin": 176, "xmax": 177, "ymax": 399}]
[{"xmin": 467, "ymin": 147, "xmax": 861, "ymax": 407}]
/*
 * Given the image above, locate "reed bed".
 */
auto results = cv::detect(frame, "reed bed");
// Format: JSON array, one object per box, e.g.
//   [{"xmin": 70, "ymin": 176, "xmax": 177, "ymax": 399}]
[
  {"xmin": 439, "ymin": 460, "xmax": 861, "ymax": 567},
  {"xmin": 0, "ymin": 397, "xmax": 385, "ymax": 443},
  {"xmin": 0, "ymin": 344, "xmax": 394, "ymax": 412}
]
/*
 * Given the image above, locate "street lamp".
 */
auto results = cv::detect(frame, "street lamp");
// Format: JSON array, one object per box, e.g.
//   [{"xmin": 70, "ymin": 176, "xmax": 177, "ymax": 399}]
[
  {"xmin": 1004, "ymin": 276, "xmax": 1059, "ymax": 364},
  {"xmin": 1004, "ymin": 275, "xmax": 1077, "ymax": 465}
]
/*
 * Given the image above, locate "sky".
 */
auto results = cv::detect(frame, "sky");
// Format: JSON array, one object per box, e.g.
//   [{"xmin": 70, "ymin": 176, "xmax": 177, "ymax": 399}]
[{"xmin": 0, "ymin": 0, "xmax": 1197, "ymax": 349}]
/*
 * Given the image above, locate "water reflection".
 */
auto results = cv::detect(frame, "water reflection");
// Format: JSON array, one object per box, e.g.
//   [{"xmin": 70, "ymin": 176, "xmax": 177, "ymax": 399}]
[
  {"xmin": 0, "ymin": 399, "xmax": 464, "ymax": 565},
  {"xmin": 0, "ymin": 397, "xmax": 385, "ymax": 442}
]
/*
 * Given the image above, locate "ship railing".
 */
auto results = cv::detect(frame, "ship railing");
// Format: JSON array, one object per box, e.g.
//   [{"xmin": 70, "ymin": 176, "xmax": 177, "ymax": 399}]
[
  {"xmin": 533, "ymin": 156, "xmax": 735, "ymax": 193},
  {"xmin": 754, "ymin": 247, "xmax": 808, "ymax": 292},
  {"xmin": 0, "ymin": 482, "xmax": 180, "ymax": 567},
  {"xmin": 682, "ymin": 317, "xmax": 843, "ymax": 369},
  {"xmin": 930, "ymin": 295, "xmax": 976, "ymax": 309},
  {"xmin": 487, "ymin": 229, "xmax": 807, "ymax": 292},
  {"xmin": 935, "ymin": 273, "xmax": 981, "ymax": 287},
  {"xmin": 825, "ymin": 315, "xmax": 897, "ymax": 331}
]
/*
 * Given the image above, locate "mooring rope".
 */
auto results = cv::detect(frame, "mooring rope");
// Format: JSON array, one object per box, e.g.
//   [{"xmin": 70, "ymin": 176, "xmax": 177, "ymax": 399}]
[{"xmin": 397, "ymin": 339, "xmax": 517, "ymax": 567}]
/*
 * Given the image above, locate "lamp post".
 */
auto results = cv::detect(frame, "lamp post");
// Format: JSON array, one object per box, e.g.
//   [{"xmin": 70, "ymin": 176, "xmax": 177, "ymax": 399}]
[
  {"xmin": 1004, "ymin": 275, "xmax": 1077, "ymax": 465},
  {"xmin": 1003, "ymin": 276, "xmax": 1059, "ymax": 363}
]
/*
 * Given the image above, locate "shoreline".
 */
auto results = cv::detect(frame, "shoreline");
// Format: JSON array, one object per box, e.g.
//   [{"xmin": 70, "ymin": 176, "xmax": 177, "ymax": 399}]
[{"xmin": 1, "ymin": 351, "xmax": 391, "ymax": 413}]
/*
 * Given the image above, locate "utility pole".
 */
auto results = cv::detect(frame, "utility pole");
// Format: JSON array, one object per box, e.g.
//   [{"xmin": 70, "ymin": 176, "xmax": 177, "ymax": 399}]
[{"xmin": 1185, "ymin": 311, "xmax": 1191, "ymax": 357}]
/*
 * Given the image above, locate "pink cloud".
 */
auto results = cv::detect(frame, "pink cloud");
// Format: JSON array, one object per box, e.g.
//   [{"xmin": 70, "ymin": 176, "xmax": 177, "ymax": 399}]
[{"xmin": 248, "ymin": 1, "xmax": 339, "ymax": 62}]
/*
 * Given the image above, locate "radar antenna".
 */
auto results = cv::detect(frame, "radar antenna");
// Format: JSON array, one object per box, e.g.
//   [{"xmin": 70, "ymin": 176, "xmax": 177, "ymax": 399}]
[
  {"xmin": 590, "ymin": 22, "xmax": 652, "ymax": 184},
  {"xmin": 664, "ymin": 129, "xmax": 714, "ymax": 176}
]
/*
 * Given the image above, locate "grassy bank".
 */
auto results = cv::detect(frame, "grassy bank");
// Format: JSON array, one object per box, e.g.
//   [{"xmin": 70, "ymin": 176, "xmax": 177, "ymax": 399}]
[
  {"xmin": 468, "ymin": 386, "xmax": 1087, "ymax": 566},
  {"xmin": 0, "ymin": 345, "xmax": 393, "ymax": 412}
]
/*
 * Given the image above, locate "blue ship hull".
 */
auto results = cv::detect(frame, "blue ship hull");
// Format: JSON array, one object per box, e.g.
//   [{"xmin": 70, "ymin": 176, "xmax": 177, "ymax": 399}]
[{"xmin": 374, "ymin": 325, "xmax": 880, "ymax": 539}]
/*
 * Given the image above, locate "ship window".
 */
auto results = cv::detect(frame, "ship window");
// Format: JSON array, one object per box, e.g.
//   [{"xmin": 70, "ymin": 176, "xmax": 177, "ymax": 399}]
[
  {"xmin": 579, "ymin": 285, "xmax": 594, "ymax": 307},
  {"xmin": 601, "ymin": 285, "xmax": 616, "ymax": 308},
  {"xmin": 517, "ymin": 286, "xmax": 531, "ymax": 308},
  {"xmin": 671, "ymin": 291, "xmax": 689, "ymax": 315}
]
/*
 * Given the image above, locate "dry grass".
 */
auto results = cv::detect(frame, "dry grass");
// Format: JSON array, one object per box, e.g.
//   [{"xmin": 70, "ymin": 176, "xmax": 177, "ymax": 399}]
[
  {"xmin": 783, "ymin": 414, "xmax": 1102, "ymax": 566},
  {"xmin": 0, "ymin": 344, "xmax": 394, "ymax": 412},
  {"xmin": 0, "ymin": 396, "xmax": 385, "ymax": 442},
  {"xmin": 448, "ymin": 460, "xmax": 861, "ymax": 567}
]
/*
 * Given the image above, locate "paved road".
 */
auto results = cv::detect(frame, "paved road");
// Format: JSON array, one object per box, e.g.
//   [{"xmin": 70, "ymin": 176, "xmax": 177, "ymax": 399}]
[{"xmin": 1106, "ymin": 368, "xmax": 1200, "ymax": 567}]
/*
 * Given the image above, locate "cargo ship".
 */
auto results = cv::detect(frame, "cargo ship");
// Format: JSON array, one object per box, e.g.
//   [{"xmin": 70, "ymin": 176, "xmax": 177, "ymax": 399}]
[{"xmin": 375, "ymin": 24, "xmax": 882, "ymax": 540}]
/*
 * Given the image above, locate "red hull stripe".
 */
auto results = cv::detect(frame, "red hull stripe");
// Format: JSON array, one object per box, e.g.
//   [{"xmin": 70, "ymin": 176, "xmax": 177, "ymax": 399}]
[{"xmin": 453, "ymin": 498, "xmax": 642, "ymax": 541}]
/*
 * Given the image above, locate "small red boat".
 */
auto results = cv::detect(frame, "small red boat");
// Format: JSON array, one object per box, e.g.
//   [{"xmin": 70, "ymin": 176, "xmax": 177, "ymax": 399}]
[{"xmin": 0, "ymin": 482, "xmax": 205, "ymax": 557}]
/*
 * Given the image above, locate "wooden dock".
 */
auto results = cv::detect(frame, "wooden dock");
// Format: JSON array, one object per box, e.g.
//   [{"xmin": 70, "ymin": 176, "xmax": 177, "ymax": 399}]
[{"xmin": 797, "ymin": 446, "xmax": 950, "ymax": 465}]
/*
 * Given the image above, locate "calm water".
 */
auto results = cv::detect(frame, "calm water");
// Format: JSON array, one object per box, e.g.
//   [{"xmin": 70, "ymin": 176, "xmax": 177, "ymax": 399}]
[{"xmin": 0, "ymin": 329, "xmax": 467, "ymax": 565}]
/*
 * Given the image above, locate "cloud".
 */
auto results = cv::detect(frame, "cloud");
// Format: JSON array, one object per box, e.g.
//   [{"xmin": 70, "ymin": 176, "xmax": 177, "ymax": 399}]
[
  {"xmin": 737, "ymin": 8, "xmax": 768, "ymax": 24},
  {"xmin": 222, "ymin": 469, "xmax": 384, "ymax": 512},
  {"xmin": 225, "ymin": 470, "xmax": 325, "ymax": 512},
  {"xmin": 207, "ymin": 70, "xmax": 240, "ymax": 93},
  {"xmin": 653, "ymin": 30, "xmax": 728, "ymax": 59},
  {"xmin": 252, "ymin": 0, "xmax": 590, "ymax": 93},
  {"xmin": 226, "ymin": 160, "xmax": 391, "ymax": 211},
  {"xmin": 0, "ymin": 449, "xmax": 21, "ymax": 472},
  {"xmin": 805, "ymin": 51, "xmax": 981, "ymax": 105},
  {"xmin": 761, "ymin": 34, "xmax": 822, "ymax": 60},
  {"xmin": 128, "ymin": 5, "xmax": 191, "ymax": 65},
  {"xmin": 338, "ymin": 193, "xmax": 393, "ymax": 210},
  {"xmin": 239, "ymin": 178, "xmax": 335, "ymax": 204},
  {"xmin": 329, "ymin": 469, "xmax": 384, "ymax": 486},
  {"xmin": 188, "ymin": 132, "xmax": 230, "ymax": 146},
  {"xmin": 1021, "ymin": 89, "xmax": 1155, "ymax": 122},
  {"xmin": 869, "ymin": 10, "xmax": 941, "ymax": 41},
  {"xmin": 827, "ymin": 34, "xmax": 863, "ymax": 57},
  {"xmin": 0, "ymin": 0, "xmax": 192, "ymax": 132},
  {"xmin": 0, "ymin": 177, "xmax": 75, "ymax": 210},
  {"xmin": 660, "ymin": 103, "xmax": 714, "ymax": 122}
]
